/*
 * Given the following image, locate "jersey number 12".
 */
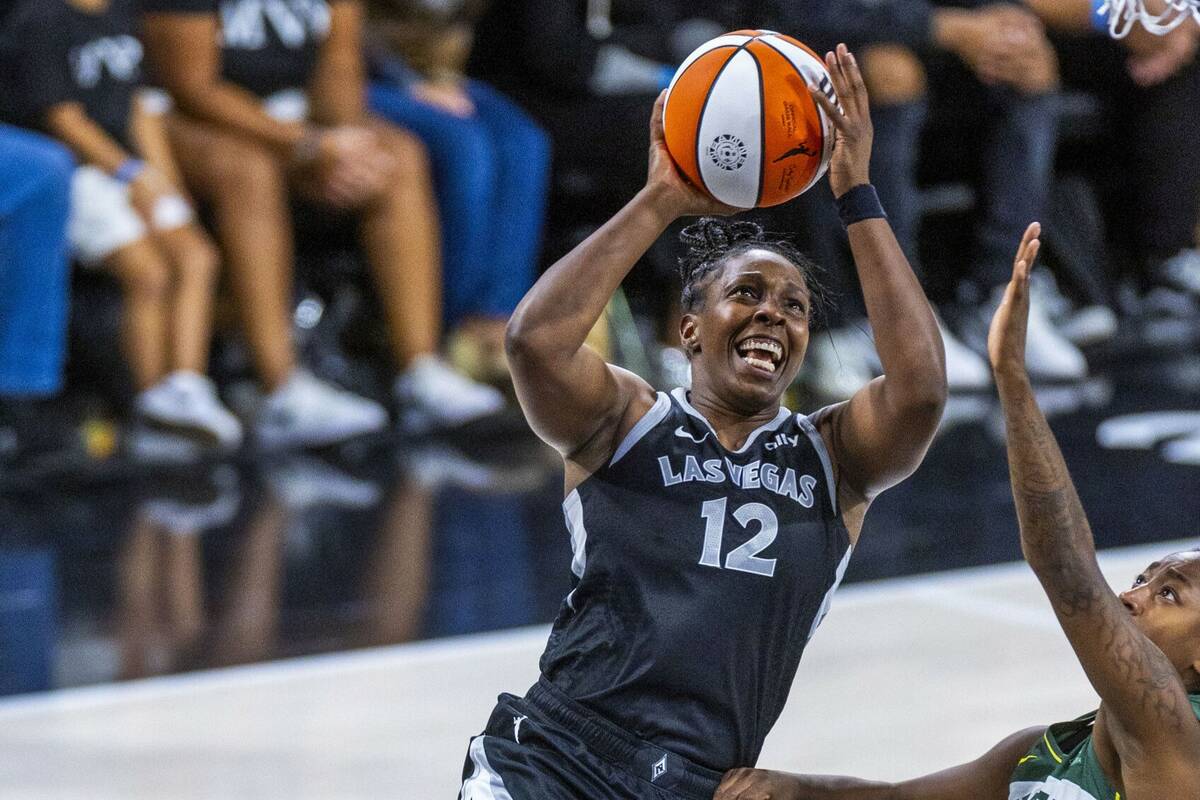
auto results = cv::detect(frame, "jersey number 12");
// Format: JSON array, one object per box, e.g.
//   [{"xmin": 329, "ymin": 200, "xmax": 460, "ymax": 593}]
[{"xmin": 698, "ymin": 497, "xmax": 778, "ymax": 577}]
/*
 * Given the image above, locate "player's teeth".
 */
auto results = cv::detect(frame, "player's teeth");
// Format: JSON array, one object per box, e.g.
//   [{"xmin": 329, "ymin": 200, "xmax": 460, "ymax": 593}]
[{"xmin": 744, "ymin": 356, "xmax": 776, "ymax": 372}]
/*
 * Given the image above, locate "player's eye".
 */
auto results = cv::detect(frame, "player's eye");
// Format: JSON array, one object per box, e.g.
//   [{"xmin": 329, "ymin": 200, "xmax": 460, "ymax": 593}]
[
  {"xmin": 1133, "ymin": 575, "xmax": 1146, "ymax": 587},
  {"xmin": 1160, "ymin": 586, "xmax": 1177, "ymax": 602},
  {"xmin": 732, "ymin": 285, "xmax": 757, "ymax": 298}
]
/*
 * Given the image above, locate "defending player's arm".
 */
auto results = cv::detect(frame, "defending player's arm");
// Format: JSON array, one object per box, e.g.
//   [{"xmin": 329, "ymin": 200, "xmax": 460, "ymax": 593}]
[
  {"xmin": 987, "ymin": 226, "xmax": 1200, "ymax": 782},
  {"xmin": 807, "ymin": 46, "xmax": 947, "ymax": 517},
  {"xmin": 505, "ymin": 94, "xmax": 734, "ymax": 460},
  {"xmin": 714, "ymin": 726, "xmax": 1041, "ymax": 800}
]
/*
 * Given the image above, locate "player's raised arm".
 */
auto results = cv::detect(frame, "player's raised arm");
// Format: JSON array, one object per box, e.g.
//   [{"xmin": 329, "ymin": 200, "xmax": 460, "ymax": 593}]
[
  {"xmin": 807, "ymin": 45, "xmax": 947, "ymax": 519},
  {"xmin": 988, "ymin": 224, "xmax": 1200, "ymax": 782},
  {"xmin": 505, "ymin": 94, "xmax": 736, "ymax": 460}
]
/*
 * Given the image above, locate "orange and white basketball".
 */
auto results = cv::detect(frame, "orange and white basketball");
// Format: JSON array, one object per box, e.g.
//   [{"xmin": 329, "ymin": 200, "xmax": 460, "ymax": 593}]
[{"xmin": 663, "ymin": 30, "xmax": 838, "ymax": 209}]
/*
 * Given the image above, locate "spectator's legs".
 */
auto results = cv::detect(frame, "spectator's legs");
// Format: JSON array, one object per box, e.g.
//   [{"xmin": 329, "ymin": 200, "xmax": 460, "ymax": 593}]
[
  {"xmin": 358, "ymin": 124, "xmax": 442, "ymax": 368},
  {"xmin": 0, "ymin": 127, "xmax": 72, "ymax": 397},
  {"xmin": 467, "ymin": 81, "xmax": 550, "ymax": 321},
  {"xmin": 859, "ymin": 44, "xmax": 928, "ymax": 276},
  {"xmin": 102, "ymin": 240, "xmax": 171, "ymax": 391},
  {"xmin": 1129, "ymin": 60, "xmax": 1200, "ymax": 264},
  {"xmin": 976, "ymin": 88, "xmax": 1059, "ymax": 289},
  {"xmin": 367, "ymin": 83, "xmax": 497, "ymax": 331},
  {"xmin": 155, "ymin": 225, "xmax": 220, "ymax": 375},
  {"xmin": 167, "ymin": 116, "xmax": 297, "ymax": 390}
]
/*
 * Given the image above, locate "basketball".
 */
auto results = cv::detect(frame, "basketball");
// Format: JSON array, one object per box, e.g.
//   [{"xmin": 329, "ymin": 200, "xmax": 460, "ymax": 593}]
[{"xmin": 663, "ymin": 30, "xmax": 838, "ymax": 209}]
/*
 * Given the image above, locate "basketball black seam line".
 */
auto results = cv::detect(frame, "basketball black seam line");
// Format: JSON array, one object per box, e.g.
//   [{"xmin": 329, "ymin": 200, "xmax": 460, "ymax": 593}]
[
  {"xmin": 759, "ymin": 36, "xmax": 827, "ymax": 193},
  {"xmin": 746, "ymin": 45, "xmax": 767, "ymax": 207},
  {"xmin": 692, "ymin": 44, "xmax": 747, "ymax": 199}
]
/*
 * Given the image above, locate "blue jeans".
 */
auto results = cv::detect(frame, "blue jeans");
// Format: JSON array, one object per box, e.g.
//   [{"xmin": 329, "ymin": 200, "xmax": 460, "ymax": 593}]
[
  {"xmin": 369, "ymin": 79, "xmax": 551, "ymax": 328},
  {"xmin": 0, "ymin": 126, "xmax": 73, "ymax": 397}
]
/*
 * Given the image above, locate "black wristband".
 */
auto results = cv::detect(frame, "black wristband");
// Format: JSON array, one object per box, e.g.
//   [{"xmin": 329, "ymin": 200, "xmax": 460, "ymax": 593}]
[{"xmin": 835, "ymin": 184, "xmax": 887, "ymax": 228}]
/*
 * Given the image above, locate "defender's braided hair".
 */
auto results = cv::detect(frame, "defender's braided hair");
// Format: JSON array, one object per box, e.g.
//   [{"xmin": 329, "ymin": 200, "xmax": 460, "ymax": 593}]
[{"xmin": 677, "ymin": 218, "xmax": 826, "ymax": 317}]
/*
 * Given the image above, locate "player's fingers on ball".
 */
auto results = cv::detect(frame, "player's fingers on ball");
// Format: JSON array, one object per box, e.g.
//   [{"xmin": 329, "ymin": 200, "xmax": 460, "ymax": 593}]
[{"xmin": 809, "ymin": 88, "xmax": 848, "ymax": 135}]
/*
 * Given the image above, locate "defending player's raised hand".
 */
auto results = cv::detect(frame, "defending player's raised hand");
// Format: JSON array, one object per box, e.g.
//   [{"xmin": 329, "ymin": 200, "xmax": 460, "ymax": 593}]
[
  {"xmin": 986, "ymin": 222, "xmax": 1041, "ymax": 380},
  {"xmin": 808, "ymin": 44, "xmax": 873, "ymax": 198},
  {"xmin": 646, "ymin": 91, "xmax": 740, "ymax": 219}
]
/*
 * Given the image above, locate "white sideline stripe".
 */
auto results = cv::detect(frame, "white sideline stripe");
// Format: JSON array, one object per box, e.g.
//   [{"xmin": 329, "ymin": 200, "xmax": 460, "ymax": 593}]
[
  {"xmin": 460, "ymin": 735, "xmax": 514, "ymax": 800},
  {"xmin": 797, "ymin": 411, "xmax": 838, "ymax": 515},
  {"xmin": 0, "ymin": 538, "xmax": 1188, "ymax": 720},
  {"xmin": 807, "ymin": 544, "xmax": 853, "ymax": 641},
  {"xmin": 0, "ymin": 624, "xmax": 552, "ymax": 721},
  {"xmin": 562, "ymin": 489, "xmax": 589, "ymax": 610},
  {"xmin": 610, "ymin": 392, "xmax": 671, "ymax": 466}
]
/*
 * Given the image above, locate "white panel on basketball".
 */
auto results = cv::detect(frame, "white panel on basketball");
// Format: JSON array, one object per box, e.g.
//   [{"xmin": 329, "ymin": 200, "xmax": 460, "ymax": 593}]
[
  {"xmin": 665, "ymin": 34, "xmax": 753, "ymax": 95},
  {"xmin": 696, "ymin": 48, "xmax": 763, "ymax": 208},
  {"xmin": 760, "ymin": 35, "xmax": 837, "ymax": 192}
]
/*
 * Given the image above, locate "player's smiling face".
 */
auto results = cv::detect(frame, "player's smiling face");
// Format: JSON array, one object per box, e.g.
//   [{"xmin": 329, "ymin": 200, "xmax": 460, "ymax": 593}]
[
  {"xmin": 1119, "ymin": 551, "xmax": 1200, "ymax": 688},
  {"xmin": 681, "ymin": 249, "xmax": 811, "ymax": 410}
]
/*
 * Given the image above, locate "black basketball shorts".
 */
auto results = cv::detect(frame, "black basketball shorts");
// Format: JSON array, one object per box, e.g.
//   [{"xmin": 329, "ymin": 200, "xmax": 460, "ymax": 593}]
[{"xmin": 458, "ymin": 678, "xmax": 723, "ymax": 799}]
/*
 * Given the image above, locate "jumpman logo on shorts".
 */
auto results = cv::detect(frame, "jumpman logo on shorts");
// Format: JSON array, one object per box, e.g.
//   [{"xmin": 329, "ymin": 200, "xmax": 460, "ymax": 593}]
[{"xmin": 651, "ymin": 754, "xmax": 668, "ymax": 782}]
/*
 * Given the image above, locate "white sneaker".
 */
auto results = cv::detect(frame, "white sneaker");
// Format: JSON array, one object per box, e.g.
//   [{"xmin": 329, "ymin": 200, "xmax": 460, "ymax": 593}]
[
  {"xmin": 257, "ymin": 369, "xmax": 388, "ymax": 448},
  {"xmin": 990, "ymin": 288, "xmax": 1087, "ymax": 381},
  {"xmin": 937, "ymin": 316, "xmax": 991, "ymax": 391},
  {"xmin": 394, "ymin": 355, "xmax": 505, "ymax": 432},
  {"xmin": 135, "ymin": 370, "xmax": 243, "ymax": 449},
  {"xmin": 1029, "ymin": 269, "xmax": 1117, "ymax": 346},
  {"xmin": 803, "ymin": 325, "xmax": 878, "ymax": 400},
  {"xmin": 1153, "ymin": 249, "xmax": 1200, "ymax": 297}
]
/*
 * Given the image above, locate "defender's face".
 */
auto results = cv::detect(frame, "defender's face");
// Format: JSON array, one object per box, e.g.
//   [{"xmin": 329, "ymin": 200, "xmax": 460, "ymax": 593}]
[
  {"xmin": 1119, "ymin": 551, "xmax": 1200, "ymax": 686},
  {"xmin": 682, "ymin": 250, "xmax": 811, "ymax": 410}
]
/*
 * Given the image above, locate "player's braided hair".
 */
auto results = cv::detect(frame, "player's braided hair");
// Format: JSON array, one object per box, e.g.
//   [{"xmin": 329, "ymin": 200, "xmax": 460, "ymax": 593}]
[{"xmin": 677, "ymin": 218, "xmax": 826, "ymax": 317}]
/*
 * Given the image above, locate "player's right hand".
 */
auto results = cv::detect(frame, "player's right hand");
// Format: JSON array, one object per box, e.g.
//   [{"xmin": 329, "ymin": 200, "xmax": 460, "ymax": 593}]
[
  {"xmin": 644, "ymin": 91, "xmax": 739, "ymax": 219},
  {"xmin": 714, "ymin": 767, "xmax": 804, "ymax": 799}
]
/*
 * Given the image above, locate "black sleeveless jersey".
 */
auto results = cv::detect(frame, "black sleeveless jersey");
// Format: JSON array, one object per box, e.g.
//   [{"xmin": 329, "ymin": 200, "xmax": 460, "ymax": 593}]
[{"xmin": 538, "ymin": 388, "xmax": 852, "ymax": 772}]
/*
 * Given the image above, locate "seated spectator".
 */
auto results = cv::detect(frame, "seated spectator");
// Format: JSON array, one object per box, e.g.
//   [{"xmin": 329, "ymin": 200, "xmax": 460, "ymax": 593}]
[
  {"xmin": 0, "ymin": 123, "xmax": 73, "ymax": 470},
  {"xmin": 364, "ymin": 0, "xmax": 552, "ymax": 384},
  {"xmin": 0, "ymin": 0, "xmax": 242, "ymax": 450},
  {"xmin": 1027, "ymin": 0, "xmax": 1200, "ymax": 315},
  {"xmin": 140, "ymin": 0, "xmax": 503, "ymax": 445},
  {"xmin": 467, "ymin": 0, "xmax": 682, "ymax": 247},
  {"xmin": 770, "ymin": 0, "xmax": 1085, "ymax": 387}
]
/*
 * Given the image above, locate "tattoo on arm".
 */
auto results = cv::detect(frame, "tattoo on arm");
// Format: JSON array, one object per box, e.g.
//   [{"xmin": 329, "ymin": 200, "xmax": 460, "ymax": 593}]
[{"xmin": 999, "ymin": 379, "xmax": 1192, "ymax": 739}]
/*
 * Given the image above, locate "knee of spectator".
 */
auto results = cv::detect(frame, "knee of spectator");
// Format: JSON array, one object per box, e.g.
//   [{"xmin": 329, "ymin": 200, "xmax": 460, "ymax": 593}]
[
  {"xmin": 860, "ymin": 44, "xmax": 927, "ymax": 105},
  {"xmin": 117, "ymin": 247, "xmax": 173, "ymax": 299},
  {"xmin": 209, "ymin": 137, "xmax": 285, "ymax": 194},
  {"xmin": 172, "ymin": 233, "xmax": 220, "ymax": 286}
]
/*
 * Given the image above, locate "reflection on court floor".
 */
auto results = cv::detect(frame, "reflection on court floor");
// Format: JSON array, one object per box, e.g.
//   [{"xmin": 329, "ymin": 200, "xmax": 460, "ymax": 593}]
[{"xmin": 0, "ymin": 541, "xmax": 1188, "ymax": 798}]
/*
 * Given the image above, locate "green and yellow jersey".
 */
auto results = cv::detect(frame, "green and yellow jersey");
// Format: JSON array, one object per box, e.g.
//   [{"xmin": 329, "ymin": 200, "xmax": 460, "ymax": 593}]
[{"xmin": 1008, "ymin": 695, "xmax": 1200, "ymax": 800}]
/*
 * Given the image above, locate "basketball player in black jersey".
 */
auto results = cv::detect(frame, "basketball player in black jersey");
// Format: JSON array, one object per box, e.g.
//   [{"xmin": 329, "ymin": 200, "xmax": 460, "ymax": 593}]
[{"xmin": 459, "ymin": 45, "xmax": 949, "ymax": 800}]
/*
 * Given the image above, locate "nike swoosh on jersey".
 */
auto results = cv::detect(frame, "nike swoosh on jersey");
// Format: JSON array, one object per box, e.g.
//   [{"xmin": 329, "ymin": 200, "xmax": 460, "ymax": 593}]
[{"xmin": 674, "ymin": 426, "xmax": 712, "ymax": 444}]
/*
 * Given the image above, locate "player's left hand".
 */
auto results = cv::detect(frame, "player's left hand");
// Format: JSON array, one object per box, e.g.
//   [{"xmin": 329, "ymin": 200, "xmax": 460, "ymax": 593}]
[
  {"xmin": 987, "ymin": 221, "xmax": 1041, "ymax": 380},
  {"xmin": 809, "ymin": 44, "xmax": 873, "ymax": 199},
  {"xmin": 714, "ymin": 767, "xmax": 803, "ymax": 799}
]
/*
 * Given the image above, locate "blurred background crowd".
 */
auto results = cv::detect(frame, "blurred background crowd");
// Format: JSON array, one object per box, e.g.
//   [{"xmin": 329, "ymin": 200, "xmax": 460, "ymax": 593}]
[{"xmin": 0, "ymin": 0, "xmax": 1198, "ymax": 474}]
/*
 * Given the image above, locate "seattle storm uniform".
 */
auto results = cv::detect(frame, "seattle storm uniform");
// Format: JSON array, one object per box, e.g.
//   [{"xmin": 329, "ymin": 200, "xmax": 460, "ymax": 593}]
[
  {"xmin": 1008, "ymin": 695, "xmax": 1200, "ymax": 800},
  {"xmin": 461, "ymin": 388, "xmax": 851, "ymax": 799}
]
